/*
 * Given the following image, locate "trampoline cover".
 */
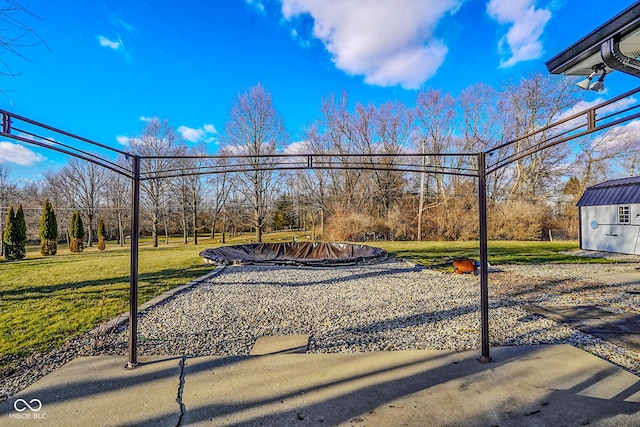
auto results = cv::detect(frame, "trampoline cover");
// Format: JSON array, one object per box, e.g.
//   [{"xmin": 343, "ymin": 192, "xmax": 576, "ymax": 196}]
[{"xmin": 199, "ymin": 242, "xmax": 388, "ymax": 266}]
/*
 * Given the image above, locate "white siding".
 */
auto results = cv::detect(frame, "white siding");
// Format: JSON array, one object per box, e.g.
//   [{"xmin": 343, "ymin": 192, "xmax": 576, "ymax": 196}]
[{"xmin": 580, "ymin": 204, "xmax": 640, "ymax": 255}]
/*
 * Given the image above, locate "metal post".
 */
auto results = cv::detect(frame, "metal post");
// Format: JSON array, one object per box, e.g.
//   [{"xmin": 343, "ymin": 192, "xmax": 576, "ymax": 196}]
[
  {"xmin": 587, "ymin": 109, "xmax": 596, "ymax": 131},
  {"xmin": 2, "ymin": 112, "xmax": 11, "ymax": 134},
  {"xmin": 478, "ymin": 152, "xmax": 491, "ymax": 363},
  {"xmin": 126, "ymin": 155, "xmax": 141, "ymax": 369}
]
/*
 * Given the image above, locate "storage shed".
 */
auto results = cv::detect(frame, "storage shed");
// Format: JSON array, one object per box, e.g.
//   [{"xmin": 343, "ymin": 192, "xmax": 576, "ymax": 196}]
[{"xmin": 576, "ymin": 176, "xmax": 640, "ymax": 255}]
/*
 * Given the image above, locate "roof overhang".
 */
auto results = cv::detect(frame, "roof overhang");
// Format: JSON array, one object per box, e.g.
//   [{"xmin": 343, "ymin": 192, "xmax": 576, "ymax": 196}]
[{"xmin": 546, "ymin": 3, "xmax": 640, "ymax": 77}]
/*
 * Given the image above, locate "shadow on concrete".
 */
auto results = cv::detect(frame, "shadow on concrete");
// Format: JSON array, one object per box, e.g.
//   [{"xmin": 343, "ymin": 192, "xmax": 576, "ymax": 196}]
[{"xmin": 525, "ymin": 305, "xmax": 640, "ymax": 351}]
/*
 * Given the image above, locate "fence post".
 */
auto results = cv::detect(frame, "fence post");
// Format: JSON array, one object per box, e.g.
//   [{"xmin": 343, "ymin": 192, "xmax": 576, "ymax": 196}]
[
  {"xmin": 126, "ymin": 155, "xmax": 141, "ymax": 369},
  {"xmin": 478, "ymin": 152, "xmax": 491, "ymax": 363}
]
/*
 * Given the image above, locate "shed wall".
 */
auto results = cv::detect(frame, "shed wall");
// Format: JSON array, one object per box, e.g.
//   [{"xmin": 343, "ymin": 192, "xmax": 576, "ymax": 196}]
[{"xmin": 579, "ymin": 204, "xmax": 640, "ymax": 254}]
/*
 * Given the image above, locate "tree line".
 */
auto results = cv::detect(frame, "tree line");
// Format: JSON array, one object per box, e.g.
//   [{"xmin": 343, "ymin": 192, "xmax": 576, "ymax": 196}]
[{"xmin": 1, "ymin": 74, "xmax": 638, "ymax": 257}]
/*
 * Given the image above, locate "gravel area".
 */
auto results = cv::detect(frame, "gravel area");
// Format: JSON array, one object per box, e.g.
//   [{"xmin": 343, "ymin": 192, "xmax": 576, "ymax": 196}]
[{"xmin": 2, "ymin": 259, "xmax": 640, "ymax": 401}]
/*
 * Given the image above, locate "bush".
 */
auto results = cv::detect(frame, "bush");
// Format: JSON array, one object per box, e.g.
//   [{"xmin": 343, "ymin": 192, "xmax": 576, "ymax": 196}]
[
  {"xmin": 325, "ymin": 211, "xmax": 372, "ymax": 241},
  {"xmin": 488, "ymin": 199, "xmax": 544, "ymax": 240},
  {"xmin": 3, "ymin": 206, "xmax": 15, "ymax": 260},
  {"xmin": 3, "ymin": 204, "xmax": 26, "ymax": 260},
  {"xmin": 97, "ymin": 218, "xmax": 106, "ymax": 251},
  {"xmin": 69, "ymin": 211, "xmax": 84, "ymax": 253},
  {"xmin": 14, "ymin": 205, "xmax": 26, "ymax": 259},
  {"xmin": 40, "ymin": 199, "xmax": 58, "ymax": 256}
]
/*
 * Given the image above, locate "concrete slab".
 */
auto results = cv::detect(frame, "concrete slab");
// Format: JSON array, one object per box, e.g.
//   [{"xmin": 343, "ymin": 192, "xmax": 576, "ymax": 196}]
[
  {"xmin": 2, "ymin": 346, "xmax": 640, "ymax": 426},
  {"xmin": 0, "ymin": 356, "xmax": 183, "ymax": 427},
  {"xmin": 592, "ymin": 271, "xmax": 640, "ymax": 287},
  {"xmin": 250, "ymin": 335, "xmax": 309, "ymax": 355},
  {"xmin": 180, "ymin": 345, "xmax": 640, "ymax": 426}
]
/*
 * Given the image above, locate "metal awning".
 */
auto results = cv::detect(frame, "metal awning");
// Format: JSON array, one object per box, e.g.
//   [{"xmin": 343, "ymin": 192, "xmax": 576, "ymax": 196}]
[{"xmin": 546, "ymin": 3, "xmax": 640, "ymax": 77}]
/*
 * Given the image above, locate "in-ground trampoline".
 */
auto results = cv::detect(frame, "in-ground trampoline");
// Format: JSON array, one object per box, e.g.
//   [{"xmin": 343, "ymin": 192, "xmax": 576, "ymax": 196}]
[{"xmin": 199, "ymin": 242, "xmax": 388, "ymax": 266}]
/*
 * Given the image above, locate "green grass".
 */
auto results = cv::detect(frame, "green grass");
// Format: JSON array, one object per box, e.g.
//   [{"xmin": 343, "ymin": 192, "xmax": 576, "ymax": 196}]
[
  {"xmin": 0, "ymin": 234, "xmax": 623, "ymax": 367},
  {"xmin": 371, "ymin": 240, "xmax": 621, "ymax": 266},
  {"xmin": 0, "ymin": 240, "xmax": 212, "ymax": 363}
]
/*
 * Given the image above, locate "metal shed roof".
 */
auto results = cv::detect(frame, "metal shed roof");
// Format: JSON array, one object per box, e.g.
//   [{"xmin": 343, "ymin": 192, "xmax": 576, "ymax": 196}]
[{"xmin": 577, "ymin": 176, "xmax": 640, "ymax": 206}]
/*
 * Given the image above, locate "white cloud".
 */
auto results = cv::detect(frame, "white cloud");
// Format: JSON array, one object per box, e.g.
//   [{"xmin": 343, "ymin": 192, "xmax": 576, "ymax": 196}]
[
  {"xmin": 284, "ymin": 140, "xmax": 311, "ymax": 154},
  {"xmin": 0, "ymin": 141, "xmax": 46, "ymax": 166},
  {"xmin": 178, "ymin": 124, "xmax": 218, "ymax": 143},
  {"xmin": 548, "ymin": 96, "xmax": 640, "ymax": 169},
  {"xmin": 246, "ymin": 0, "xmax": 266, "ymax": 13},
  {"xmin": 487, "ymin": 0, "xmax": 551, "ymax": 68},
  {"xmin": 116, "ymin": 135, "xmax": 131, "ymax": 145},
  {"xmin": 15, "ymin": 132, "xmax": 56, "ymax": 146},
  {"xmin": 139, "ymin": 116, "xmax": 155, "ymax": 122},
  {"xmin": 97, "ymin": 34, "xmax": 130, "ymax": 59},
  {"xmin": 98, "ymin": 35, "xmax": 121, "ymax": 50},
  {"xmin": 555, "ymin": 96, "xmax": 637, "ymax": 130},
  {"xmin": 280, "ymin": 0, "xmax": 462, "ymax": 89},
  {"xmin": 589, "ymin": 119, "xmax": 640, "ymax": 153}
]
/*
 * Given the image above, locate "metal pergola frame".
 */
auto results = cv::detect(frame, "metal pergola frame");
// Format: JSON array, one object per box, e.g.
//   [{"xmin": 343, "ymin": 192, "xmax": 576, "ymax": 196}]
[{"xmin": 2, "ymin": 85, "xmax": 640, "ymax": 366}]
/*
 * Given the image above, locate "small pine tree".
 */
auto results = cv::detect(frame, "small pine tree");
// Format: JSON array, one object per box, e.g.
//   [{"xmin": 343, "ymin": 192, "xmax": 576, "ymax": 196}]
[
  {"xmin": 69, "ymin": 211, "xmax": 84, "ymax": 253},
  {"xmin": 14, "ymin": 204, "xmax": 26, "ymax": 260},
  {"xmin": 3, "ymin": 205, "xmax": 15, "ymax": 260},
  {"xmin": 97, "ymin": 217, "xmax": 106, "ymax": 251},
  {"xmin": 40, "ymin": 199, "xmax": 58, "ymax": 256}
]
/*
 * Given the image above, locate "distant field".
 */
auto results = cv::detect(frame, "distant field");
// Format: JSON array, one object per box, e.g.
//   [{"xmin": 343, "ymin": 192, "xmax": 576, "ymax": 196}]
[{"xmin": 0, "ymin": 234, "xmax": 616, "ymax": 366}]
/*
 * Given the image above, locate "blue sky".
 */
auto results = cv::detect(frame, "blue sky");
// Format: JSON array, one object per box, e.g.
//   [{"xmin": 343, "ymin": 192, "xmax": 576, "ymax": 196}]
[{"xmin": 0, "ymin": 0, "xmax": 638, "ymax": 180}]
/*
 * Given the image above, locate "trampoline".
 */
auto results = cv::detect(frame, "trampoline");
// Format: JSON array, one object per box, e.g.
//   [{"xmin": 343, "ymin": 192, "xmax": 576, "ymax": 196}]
[{"xmin": 199, "ymin": 242, "xmax": 388, "ymax": 266}]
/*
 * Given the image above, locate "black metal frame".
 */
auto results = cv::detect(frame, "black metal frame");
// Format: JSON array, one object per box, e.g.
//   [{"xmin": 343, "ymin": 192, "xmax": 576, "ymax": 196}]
[{"xmin": 2, "ymin": 86, "xmax": 640, "ymax": 366}]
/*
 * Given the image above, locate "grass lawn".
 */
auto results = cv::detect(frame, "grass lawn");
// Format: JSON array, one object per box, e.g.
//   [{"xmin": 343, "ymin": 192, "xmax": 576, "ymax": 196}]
[
  {"xmin": 0, "ymin": 234, "xmax": 618, "ymax": 367},
  {"xmin": 372, "ymin": 240, "xmax": 612, "ymax": 266}
]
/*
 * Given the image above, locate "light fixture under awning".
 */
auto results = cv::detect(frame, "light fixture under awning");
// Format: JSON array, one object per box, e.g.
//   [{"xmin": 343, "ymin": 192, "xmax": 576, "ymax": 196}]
[{"xmin": 546, "ymin": 3, "xmax": 640, "ymax": 77}]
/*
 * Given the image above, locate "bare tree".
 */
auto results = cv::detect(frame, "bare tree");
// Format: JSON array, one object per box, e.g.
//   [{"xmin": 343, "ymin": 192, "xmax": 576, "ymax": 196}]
[
  {"xmin": 501, "ymin": 73, "xmax": 577, "ymax": 199},
  {"xmin": 322, "ymin": 92, "xmax": 365, "ymax": 214},
  {"xmin": 415, "ymin": 89, "xmax": 456, "ymax": 239},
  {"xmin": 571, "ymin": 123, "xmax": 640, "ymax": 193},
  {"xmin": 206, "ymin": 152, "xmax": 231, "ymax": 240},
  {"xmin": 129, "ymin": 118, "xmax": 181, "ymax": 247},
  {"xmin": 292, "ymin": 133, "xmax": 329, "ymax": 237},
  {"xmin": 171, "ymin": 145, "xmax": 206, "ymax": 244},
  {"xmin": 45, "ymin": 158, "xmax": 107, "ymax": 247},
  {"xmin": 367, "ymin": 101, "xmax": 412, "ymax": 218},
  {"xmin": 222, "ymin": 83, "xmax": 288, "ymax": 242},
  {"xmin": 0, "ymin": 1, "xmax": 46, "ymax": 82},
  {"xmin": 459, "ymin": 83, "xmax": 514, "ymax": 203},
  {"xmin": 105, "ymin": 165, "xmax": 130, "ymax": 246}
]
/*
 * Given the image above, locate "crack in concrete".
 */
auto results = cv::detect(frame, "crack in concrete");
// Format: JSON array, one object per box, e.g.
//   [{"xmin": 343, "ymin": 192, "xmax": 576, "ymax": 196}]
[{"xmin": 176, "ymin": 355, "xmax": 187, "ymax": 426}]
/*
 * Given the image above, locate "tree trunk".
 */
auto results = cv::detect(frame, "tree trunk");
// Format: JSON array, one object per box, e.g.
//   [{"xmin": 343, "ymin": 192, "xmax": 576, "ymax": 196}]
[
  {"xmin": 255, "ymin": 224, "xmax": 262, "ymax": 242},
  {"xmin": 152, "ymin": 207, "xmax": 159, "ymax": 247},
  {"xmin": 210, "ymin": 217, "xmax": 216, "ymax": 239},
  {"xmin": 118, "ymin": 211, "xmax": 124, "ymax": 247},
  {"xmin": 183, "ymin": 216, "xmax": 188, "ymax": 244},
  {"xmin": 87, "ymin": 214, "xmax": 94, "ymax": 247},
  {"xmin": 192, "ymin": 187, "xmax": 198, "ymax": 245}
]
